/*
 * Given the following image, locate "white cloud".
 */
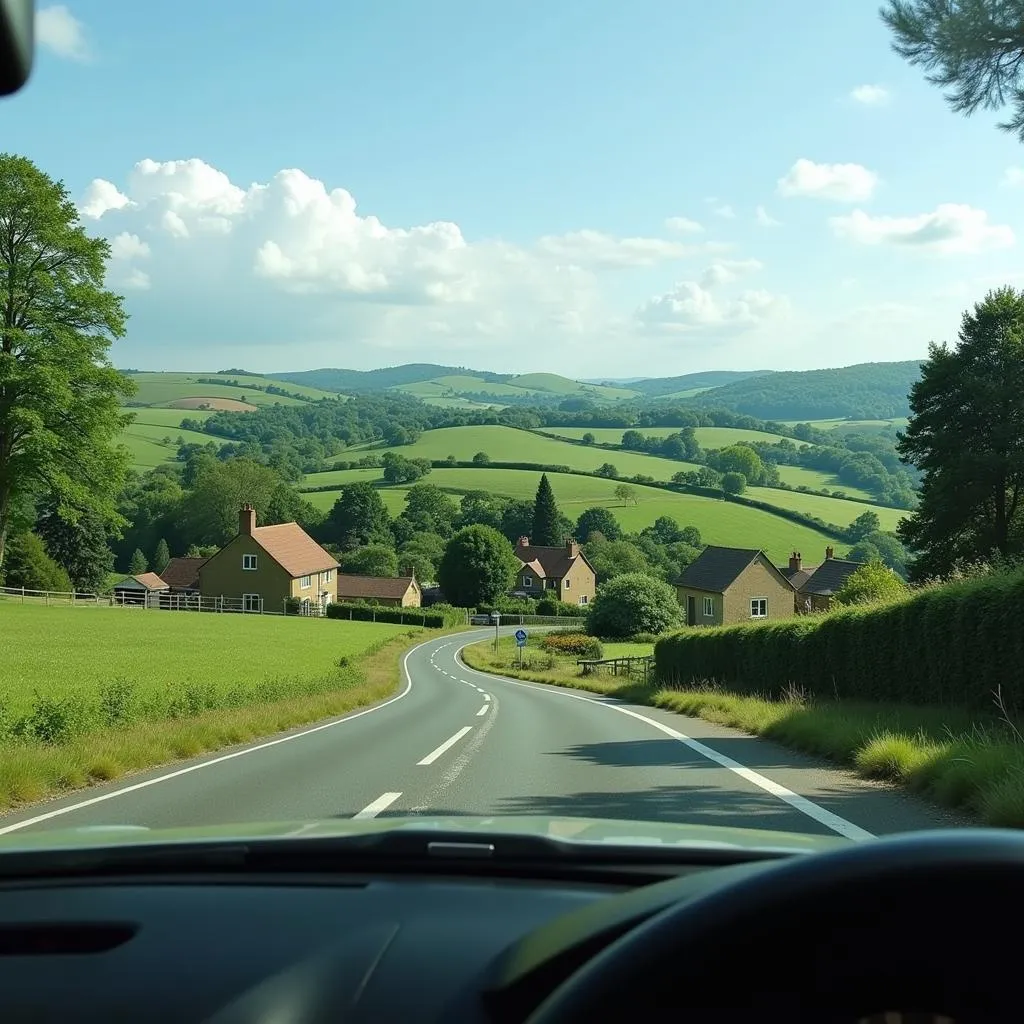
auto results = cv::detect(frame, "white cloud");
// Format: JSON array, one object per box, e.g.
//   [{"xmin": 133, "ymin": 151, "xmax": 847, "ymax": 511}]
[
  {"xmin": 755, "ymin": 205, "xmax": 781, "ymax": 227},
  {"xmin": 109, "ymin": 232, "xmax": 150, "ymax": 260},
  {"xmin": 777, "ymin": 158, "xmax": 878, "ymax": 202},
  {"xmin": 665, "ymin": 216, "xmax": 703, "ymax": 234},
  {"xmin": 1001, "ymin": 166, "xmax": 1024, "ymax": 187},
  {"xmin": 704, "ymin": 198, "xmax": 736, "ymax": 219},
  {"xmin": 535, "ymin": 229, "xmax": 702, "ymax": 268},
  {"xmin": 850, "ymin": 84, "xmax": 889, "ymax": 106},
  {"xmin": 829, "ymin": 203, "xmax": 1014, "ymax": 254},
  {"xmin": 35, "ymin": 5, "xmax": 89, "ymax": 60},
  {"xmin": 700, "ymin": 259, "xmax": 763, "ymax": 287}
]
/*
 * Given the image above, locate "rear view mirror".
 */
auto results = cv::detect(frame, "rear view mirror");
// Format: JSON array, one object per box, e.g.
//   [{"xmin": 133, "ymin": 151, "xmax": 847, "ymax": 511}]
[{"xmin": 0, "ymin": 0, "xmax": 33, "ymax": 96}]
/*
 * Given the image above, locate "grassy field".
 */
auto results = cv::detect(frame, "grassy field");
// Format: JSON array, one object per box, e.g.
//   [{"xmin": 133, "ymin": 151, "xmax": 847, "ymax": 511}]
[
  {"xmin": 461, "ymin": 638, "xmax": 1024, "ymax": 828},
  {"xmin": 300, "ymin": 466, "xmax": 848, "ymax": 561},
  {"xmin": 780, "ymin": 418, "xmax": 909, "ymax": 435},
  {"xmin": 393, "ymin": 371, "xmax": 640, "ymax": 405},
  {"xmin": 745, "ymin": 486, "xmax": 906, "ymax": 530},
  {"xmin": 546, "ymin": 425, "xmax": 804, "ymax": 448},
  {"xmin": 0, "ymin": 604, "xmax": 424, "ymax": 809},
  {"xmin": 123, "ymin": 372, "xmax": 341, "ymax": 409},
  {"xmin": 118, "ymin": 413, "xmax": 224, "ymax": 470},
  {"xmin": 349, "ymin": 425, "xmax": 703, "ymax": 479}
]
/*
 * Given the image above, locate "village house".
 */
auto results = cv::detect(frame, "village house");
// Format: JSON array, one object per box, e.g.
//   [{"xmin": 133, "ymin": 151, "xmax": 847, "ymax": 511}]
[
  {"xmin": 335, "ymin": 570, "xmax": 422, "ymax": 608},
  {"xmin": 198, "ymin": 504, "xmax": 339, "ymax": 613},
  {"xmin": 781, "ymin": 547, "xmax": 864, "ymax": 613},
  {"xmin": 512, "ymin": 536, "xmax": 597, "ymax": 607},
  {"xmin": 675, "ymin": 546, "xmax": 796, "ymax": 626}
]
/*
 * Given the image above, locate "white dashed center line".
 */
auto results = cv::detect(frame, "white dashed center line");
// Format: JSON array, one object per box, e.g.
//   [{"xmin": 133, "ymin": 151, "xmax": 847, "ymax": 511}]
[
  {"xmin": 476, "ymin": 705, "xmax": 488, "ymax": 717},
  {"xmin": 352, "ymin": 792, "xmax": 402, "ymax": 819},
  {"xmin": 417, "ymin": 727, "xmax": 473, "ymax": 766}
]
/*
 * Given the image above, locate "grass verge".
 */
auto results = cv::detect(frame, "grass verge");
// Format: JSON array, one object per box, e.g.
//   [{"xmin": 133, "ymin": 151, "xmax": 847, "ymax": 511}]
[
  {"xmin": 0, "ymin": 616, "xmax": 457, "ymax": 813},
  {"xmin": 461, "ymin": 637, "xmax": 1024, "ymax": 828}
]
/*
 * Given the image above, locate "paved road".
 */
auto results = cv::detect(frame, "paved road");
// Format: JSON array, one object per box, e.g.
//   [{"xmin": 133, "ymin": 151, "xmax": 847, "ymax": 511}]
[{"xmin": 0, "ymin": 628, "xmax": 961, "ymax": 839}]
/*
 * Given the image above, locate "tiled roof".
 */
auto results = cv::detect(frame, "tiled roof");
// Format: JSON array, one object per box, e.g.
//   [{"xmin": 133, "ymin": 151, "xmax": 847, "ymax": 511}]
[
  {"xmin": 159, "ymin": 556, "xmax": 206, "ymax": 590},
  {"xmin": 799, "ymin": 558, "xmax": 864, "ymax": 596},
  {"xmin": 516, "ymin": 543, "xmax": 589, "ymax": 580},
  {"xmin": 251, "ymin": 523, "xmax": 339, "ymax": 578},
  {"xmin": 335, "ymin": 574, "xmax": 416, "ymax": 600},
  {"xmin": 113, "ymin": 572, "xmax": 169, "ymax": 591},
  {"xmin": 677, "ymin": 546, "xmax": 794, "ymax": 593},
  {"xmin": 780, "ymin": 566, "xmax": 817, "ymax": 590}
]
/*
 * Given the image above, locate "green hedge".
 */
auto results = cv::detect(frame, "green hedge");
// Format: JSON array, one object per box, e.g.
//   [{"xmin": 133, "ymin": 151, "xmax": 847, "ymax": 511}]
[
  {"xmin": 325, "ymin": 602, "xmax": 466, "ymax": 628},
  {"xmin": 540, "ymin": 632, "xmax": 603, "ymax": 658},
  {"xmin": 654, "ymin": 566, "xmax": 1024, "ymax": 712}
]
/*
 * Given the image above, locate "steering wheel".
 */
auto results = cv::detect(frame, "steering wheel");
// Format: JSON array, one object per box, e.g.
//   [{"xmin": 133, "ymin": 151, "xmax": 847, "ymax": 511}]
[{"xmin": 525, "ymin": 829, "xmax": 1024, "ymax": 1023}]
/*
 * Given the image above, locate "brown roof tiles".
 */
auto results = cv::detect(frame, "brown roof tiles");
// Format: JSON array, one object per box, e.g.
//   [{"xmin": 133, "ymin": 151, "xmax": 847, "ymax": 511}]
[
  {"xmin": 251, "ymin": 523, "xmax": 339, "ymax": 579},
  {"xmin": 158, "ymin": 556, "xmax": 207, "ymax": 590},
  {"xmin": 335, "ymin": 574, "xmax": 417, "ymax": 601}
]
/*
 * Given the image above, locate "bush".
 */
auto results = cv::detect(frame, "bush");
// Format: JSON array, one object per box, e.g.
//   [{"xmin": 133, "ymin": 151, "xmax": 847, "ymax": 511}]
[
  {"xmin": 536, "ymin": 597, "xmax": 585, "ymax": 617},
  {"xmin": 540, "ymin": 632, "xmax": 604, "ymax": 658},
  {"xmin": 283, "ymin": 596, "xmax": 301, "ymax": 616},
  {"xmin": 586, "ymin": 573, "xmax": 682, "ymax": 639},
  {"xmin": 653, "ymin": 564, "xmax": 1024, "ymax": 712},
  {"xmin": 324, "ymin": 603, "xmax": 467, "ymax": 627}
]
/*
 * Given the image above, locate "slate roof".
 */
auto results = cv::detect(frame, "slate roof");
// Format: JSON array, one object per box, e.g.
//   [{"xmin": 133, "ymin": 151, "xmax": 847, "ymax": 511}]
[
  {"xmin": 515, "ymin": 541, "xmax": 594, "ymax": 579},
  {"xmin": 676, "ymin": 546, "xmax": 795, "ymax": 593},
  {"xmin": 779, "ymin": 565, "xmax": 817, "ymax": 591},
  {"xmin": 249, "ymin": 523, "xmax": 339, "ymax": 578},
  {"xmin": 335, "ymin": 574, "xmax": 417, "ymax": 600},
  {"xmin": 799, "ymin": 558, "xmax": 864, "ymax": 596},
  {"xmin": 159, "ymin": 556, "xmax": 206, "ymax": 590}
]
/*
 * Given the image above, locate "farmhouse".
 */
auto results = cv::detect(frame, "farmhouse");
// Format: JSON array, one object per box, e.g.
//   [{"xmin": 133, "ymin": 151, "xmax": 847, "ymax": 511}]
[
  {"xmin": 782, "ymin": 548, "xmax": 864, "ymax": 613},
  {"xmin": 675, "ymin": 546, "xmax": 795, "ymax": 626},
  {"xmin": 513, "ymin": 536, "xmax": 597, "ymax": 607},
  {"xmin": 335, "ymin": 571, "xmax": 422, "ymax": 608},
  {"xmin": 198, "ymin": 504, "xmax": 339, "ymax": 614},
  {"xmin": 111, "ymin": 572, "xmax": 169, "ymax": 606}
]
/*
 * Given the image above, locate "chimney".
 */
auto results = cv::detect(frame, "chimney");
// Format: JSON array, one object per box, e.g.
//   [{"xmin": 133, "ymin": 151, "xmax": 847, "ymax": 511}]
[
  {"xmin": 566, "ymin": 538, "xmax": 579, "ymax": 558},
  {"xmin": 239, "ymin": 503, "xmax": 256, "ymax": 536},
  {"xmin": 788, "ymin": 551, "xmax": 801, "ymax": 572},
  {"xmin": 826, "ymin": 545, "xmax": 834, "ymax": 560},
  {"xmin": 517, "ymin": 536, "xmax": 530, "ymax": 550}
]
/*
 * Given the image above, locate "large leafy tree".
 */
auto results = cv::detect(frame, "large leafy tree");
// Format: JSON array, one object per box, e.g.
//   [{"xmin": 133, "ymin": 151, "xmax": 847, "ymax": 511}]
[
  {"xmin": 437, "ymin": 525, "xmax": 519, "ymax": 607},
  {"xmin": 0, "ymin": 154, "xmax": 134, "ymax": 570},
  {"xmin": 897, "ymin": 287, "xmax": 1024, "ymax": 580},
  {"xmin": 575, "ymin": 506, "xmax": 622, "ymax": 542},
  {"xmin": 324, "ymin": 481, "xmax": 391, "ymax": 551},
  {"xmin": 882, "ymin": 1, "xmax": 1024, "ymax": 142},
  {"xmin": 531, "ymin": 473, "xmax": 561, "ymax": 545},
  {"xmin": 339, "ymin": 544, "xmax": 399, "ymax": 578},
  {"xmin": 34, "ymin": 500, "xmax": 115, "ymax": 593},
  {"xmin": 585, "ymin": 572, "xmax": 681, "ymax": 639}
]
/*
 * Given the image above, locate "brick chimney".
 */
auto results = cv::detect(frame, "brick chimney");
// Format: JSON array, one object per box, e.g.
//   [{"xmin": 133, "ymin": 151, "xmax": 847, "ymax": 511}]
[
  {"xmin": 788, "ymin": 551, "xmax": 801, "ymax": 572},
  {"xmin": 517, "ymin": 536, "xmax": 530, "ymax": 551},
  {"xmin": 825, "ymin": 545, "xmax": 834, "ymax": 560},
  {"xmin": 566, "ymin": 538, "xmax": 579, "ymax": 558},
  {"xmin": 239, "ymin": 503, "xmax": 256, "ymax": 536}
]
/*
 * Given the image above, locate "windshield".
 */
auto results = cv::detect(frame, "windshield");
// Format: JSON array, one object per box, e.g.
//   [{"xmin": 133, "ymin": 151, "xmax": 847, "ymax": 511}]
[{"xmin": 0, "ymin": 0, "xmax": 1021, "ymax": 852}]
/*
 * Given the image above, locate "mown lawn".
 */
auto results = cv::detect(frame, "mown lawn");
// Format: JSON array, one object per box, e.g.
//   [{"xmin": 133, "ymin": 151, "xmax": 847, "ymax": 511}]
[
  {"xmin": 300, "ymin": 467, "xmax": 848, "ymax": 562},
  {"xmin": 117, "ymin": 416, "xmax": 224, "ymax": 470},
  {"xmin": 744, "ymin": 486, "xmax": 906, "ymax": 529},
  {"xmin": 0, "ymin": 604, "xmax": 425, "ymax": 810}
]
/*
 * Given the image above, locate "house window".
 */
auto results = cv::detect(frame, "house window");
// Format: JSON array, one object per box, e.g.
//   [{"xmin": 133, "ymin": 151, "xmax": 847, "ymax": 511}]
[
  {"xmin": 242, "ymin": 593, "xmax": 261, "ymax": 613},
  {"xmin": 522, "ymin": 575, "xmax": 532, "ymax": 588},
  {"xmin": 323, "ymin": 570, "xmax": 332, "ymax": 583},
  {"xmin": 564, "ymin": 578, "xmax": 571, "ymax": 588},
  {"xmin": 300, "ymin": 575, "xmax": 312, "ymax": 589},
  {"xmin": 750, "ymin": 598, "xmax": 767, "ymax": 618},
  {"xmin": 702, "ymin": 596, "xmax": 714, "ymax": 617},
  {"xmin": 579, "ymin": 595, "xmax": 588, "ymax": 606},
  {"xmin": 242, "ymin": 554, "xmax": 258, "ymax": 571},
  {"xmin": 547, "ymin": 579, "xmax": 558, "ymax": 590}
]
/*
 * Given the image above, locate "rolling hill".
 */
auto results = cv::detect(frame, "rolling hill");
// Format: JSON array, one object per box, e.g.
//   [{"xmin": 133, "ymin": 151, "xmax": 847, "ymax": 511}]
[{"xmin": 121, "ymin": 371, "xmax": 341, "ymax": 411}]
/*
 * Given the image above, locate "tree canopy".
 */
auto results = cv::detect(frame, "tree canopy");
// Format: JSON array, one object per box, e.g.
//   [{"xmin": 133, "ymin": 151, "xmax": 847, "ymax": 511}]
[
  {"xmin": 531, "ymin": 473, "xmax": 561, "ymax": 545},
  {"xmin": 437, "ymin": 525, "xmax": 520, "ymax": 607},
  {"xmin": 0, "ymin": 154, "xmax": 134, "ymax": 570}
]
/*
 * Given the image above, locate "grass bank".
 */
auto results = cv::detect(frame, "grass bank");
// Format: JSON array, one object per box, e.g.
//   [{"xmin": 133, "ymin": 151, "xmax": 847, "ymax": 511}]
[
  {"xmin": 461, "ymin": 637, "xmax": 1024, "ymax": 828},
  {"xmin": 0, "ymin": 603, "xmax": 444, "ymax": 811}
]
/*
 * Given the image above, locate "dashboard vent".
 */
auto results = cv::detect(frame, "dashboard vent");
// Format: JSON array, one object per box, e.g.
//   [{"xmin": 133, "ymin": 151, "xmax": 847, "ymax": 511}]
[{"xmin": 0, "ymin": 923, "xmax": 137, "ymax": 955}]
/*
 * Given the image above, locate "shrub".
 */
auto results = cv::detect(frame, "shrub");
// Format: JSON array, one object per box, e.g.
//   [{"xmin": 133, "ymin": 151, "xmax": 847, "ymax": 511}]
[
  {"xmin": 586, "ymin": 573, "xmax": 682, "ymax": 639},
  {"xmin": 653, "ymin": 564, "xmax": 1024, "ymax": 712},
  {"xmin": 283, "ymin": 596, "xmax": 301, "ymax": 616},
  {"xmin": 540, "ymin": 632, "xmax": 604, "ymax": 659},
  {"xmin": 324, "ymin": 603, "xmax": 466, "ymax": 627}
]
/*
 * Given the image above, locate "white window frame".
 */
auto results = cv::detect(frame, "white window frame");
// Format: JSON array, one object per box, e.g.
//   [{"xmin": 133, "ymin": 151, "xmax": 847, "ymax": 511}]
[
  {"xmin": 242, "ymin": 593, "xmax": 261, "ymax": 613},
  {"xmin": 564, "ymin": 578, "xmax": 571, "ymax": 588},
  {"xmin": 300, "ymin": 575, "xmax": 312, "ymax": 590},
  {"xmin": 702, "ymin": 596, "xmax": 714, "ymax": 617},
  {"xmin": 579, "ymin": 595, "xmax": 588, "ymax": 606},
  {"xmin": 323, "ymin": 569, "xmax": 332, "ymax": 583},
  {"xmin": 242, "ymin": 553, "xmax": 258, "ymax": 571},
  {"xmin": 522, "ymin": 575, "xmax": 532, "ymax": 588},
  {"xmin": 750, "ymin": 597, "xmax": 768, "ymax": 619}
]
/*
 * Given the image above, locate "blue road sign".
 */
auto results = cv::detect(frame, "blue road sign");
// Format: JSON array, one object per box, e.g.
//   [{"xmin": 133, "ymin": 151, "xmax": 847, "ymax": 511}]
[{"xmin": 514, "ymin": 628, "xmax": 528, "ymax": 647}]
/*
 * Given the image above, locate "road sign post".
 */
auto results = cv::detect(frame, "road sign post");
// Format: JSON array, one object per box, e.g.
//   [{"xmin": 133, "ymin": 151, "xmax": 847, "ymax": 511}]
[
  {"xmin": 492, "ymin": 612, "xmax": 501, "ymax": 652},
  {"xmin": 514, "ymin": 628, "xmax": 528, "ymax": 668}
]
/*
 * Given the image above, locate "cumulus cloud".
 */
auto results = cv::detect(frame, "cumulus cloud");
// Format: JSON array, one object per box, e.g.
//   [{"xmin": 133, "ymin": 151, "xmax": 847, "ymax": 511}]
[
  {"xmin": 705, "ymin": 198, "xmax": 736, "ymax": 219},
  {"xmin": 535, "ymin": 229, "xmax": 703, "ymax": 268},
  {"xmin": 777, "ymin": 158, "xmax": 878, "ymax": 202},
  {"xmin": 35, "ymin": 5, "xmax": 89, "ymax": 60},
  {"xmin": 850, "ymin": 84, "xmax": 889, "ymax": 106},
  {"xmin": 665, "ymin": 216, "xmax": 703, "ymax": 234},
  {"xmin": 637, "ymin": 259, "xmax": 786, "ymax": 332},
  {"xmin": 755, "ymin": 205, "xmax": 781, "ymax": 227},
  {"xmin": 829, "ymin": 204, "xmax": 1014, "ymax": 254}
]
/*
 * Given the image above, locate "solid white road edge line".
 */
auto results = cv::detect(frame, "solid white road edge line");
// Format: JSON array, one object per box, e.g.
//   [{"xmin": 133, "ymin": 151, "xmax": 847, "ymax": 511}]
[
  {"xmin": 0, "ymin": 631, "xmax": 461, "ymax": 837},
  {"xmin": 352, "ymin": 792, "xmax": 402, "ymax": 820},
  {"xmin": 417, "ymin": 726, "xmax": 473, "ymax": 766},
  {"xmin": 454, "ymin": 646, "xmax": 874, "ymax": 843}
]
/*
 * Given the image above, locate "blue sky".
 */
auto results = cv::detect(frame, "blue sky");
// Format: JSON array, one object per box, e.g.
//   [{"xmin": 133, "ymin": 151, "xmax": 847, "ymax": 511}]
[{"xmin": 8, "ymin": 0, "xmax": 1024, "ymax": 377}]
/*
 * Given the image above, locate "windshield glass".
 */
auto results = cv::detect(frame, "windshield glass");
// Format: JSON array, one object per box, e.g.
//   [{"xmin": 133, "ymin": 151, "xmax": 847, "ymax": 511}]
[{"xmin": 0, "ymin": 0, "xmax": 1020, "ymax": 852}]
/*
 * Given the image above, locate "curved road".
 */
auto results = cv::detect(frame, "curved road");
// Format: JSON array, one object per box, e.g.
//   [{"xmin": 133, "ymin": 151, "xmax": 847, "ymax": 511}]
[{"xmin": 0, "ymin": 628, "xmax": 959, "ymax": 839}]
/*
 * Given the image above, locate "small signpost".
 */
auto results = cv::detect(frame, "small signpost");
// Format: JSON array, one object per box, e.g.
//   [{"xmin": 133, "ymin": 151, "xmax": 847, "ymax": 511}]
[{"xmin": 514, "ymin": 628, "xmax": 528, "ymax": 668}]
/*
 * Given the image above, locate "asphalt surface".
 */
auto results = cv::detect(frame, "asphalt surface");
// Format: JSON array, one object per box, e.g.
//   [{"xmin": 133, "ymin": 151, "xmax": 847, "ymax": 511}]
[{"xmin": 0, "ymin": 627, "xmax": 962, "ymax": 839}]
